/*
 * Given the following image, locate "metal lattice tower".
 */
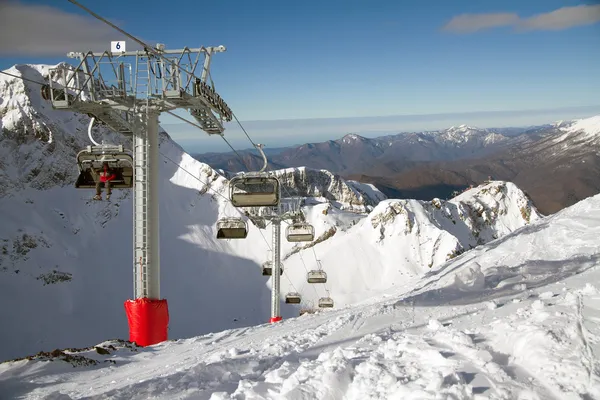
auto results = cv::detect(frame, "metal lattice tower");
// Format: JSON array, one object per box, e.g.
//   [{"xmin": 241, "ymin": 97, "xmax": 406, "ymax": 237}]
[
  {"xmin": 250, "ymin": 198, "xmax": 303, "ymax": 322},
  {"xmin": 44, "ymin": 43, "xmax": 231, "ymax": 333}
]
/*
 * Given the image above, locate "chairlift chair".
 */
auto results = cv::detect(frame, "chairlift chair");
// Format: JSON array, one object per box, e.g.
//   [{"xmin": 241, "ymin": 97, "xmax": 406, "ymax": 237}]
[
  {"xmin": 318, "ymin": 297, "xmax": 334, "ymax": 308},
  {"xmin": 230, "ymin": 174, "xmax": 280, "ymax": 207},
  {"xmin": 299, "ymin": 308, "xmax": 317, "ymax": 316},
  {"xmin": 286, "ymin": 222, "xmax": 315, "ymax": 242},
  {"xmin": 74, "ymin": 145, "xmax": 134, "ymax": 189},
  {"xmin": 307, "ymin": 270, "xmax": 327, "ymax": 284},
  {"xmin": 261, "ymin": 261, "xmax": 283, "ymax": 276},
  {"xmin": 285, "ymin": 292, "xmax": 302, "ymax": 304},
  {"xmin": 216, "ymin": 217, "xmax": 248, "ymax": 239}
]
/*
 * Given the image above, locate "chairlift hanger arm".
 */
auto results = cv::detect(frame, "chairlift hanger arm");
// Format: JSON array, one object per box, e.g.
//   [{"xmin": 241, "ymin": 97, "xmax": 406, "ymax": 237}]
[{"xmin": 255, "ymin": 144, "xmax": 268, "ymax": 173}]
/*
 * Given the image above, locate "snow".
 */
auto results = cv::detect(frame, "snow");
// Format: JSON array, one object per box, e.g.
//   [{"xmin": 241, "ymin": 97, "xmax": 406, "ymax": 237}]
[
  {"xmin": 345, "ymin": 180, "xmax": 387, "ymax": 204},
  {"xmin": 563, "ymin": 115, "xmax": 600, "ymax": 138},
  {"xmin": 552, "ymin": 115, "xmax": 600, "ymax": 143},
  {"xmin": 1, "ymin": 194, "xmax": 600, "ymax": 399}
]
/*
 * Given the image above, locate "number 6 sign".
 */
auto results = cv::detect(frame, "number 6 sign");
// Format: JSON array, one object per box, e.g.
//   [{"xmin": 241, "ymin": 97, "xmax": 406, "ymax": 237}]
[{"xmin": 111, "ymin": 41, "xmax": 126, "ymax": 53}]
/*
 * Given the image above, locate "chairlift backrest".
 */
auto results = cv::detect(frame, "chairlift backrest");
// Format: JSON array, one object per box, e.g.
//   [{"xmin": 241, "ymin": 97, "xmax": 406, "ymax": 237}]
[
  {"xmin": 262, "ymin": 261, "xmax": 283, "ymax": 276},
  {"xmin": 307, "ymin": 270, "xmax": 327, "ymax": 284},
  {"xmin": 216, "ymin": 217, "xmax": 248, "ymax": 239},
  {"xmin": 285, "ymin": 292, "xmax": 302, "ymax": 304},
  {"xmin": 230, "ymin": 175, "xmax": 280, "ymax": 207},
  {"xmin": 286, "ymin": 222, "xmax": 315, "ymax": 242},
  {"xmin": 76, "ymin": 146, "xmax": 133, "ymax": 170},
  {"xmin": 318, "ymin": 297, "xmax": 334, "ymax": 308}
]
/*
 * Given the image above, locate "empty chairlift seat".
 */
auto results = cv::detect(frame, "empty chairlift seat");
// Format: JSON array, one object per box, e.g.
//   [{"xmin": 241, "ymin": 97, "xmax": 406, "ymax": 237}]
[
  {"xmin": 262, "ymin": 261, "xmax": 284, "ymax": 276},
  {"xmin": 307, "ymin": 270, "xmax": 327, "ymax": 284},
  {"xmin": 75, "ymin": 145, "xmax": 134, "ymax": 189},
  {"xmin": 286, "ymin": 222, "xmax": 315, "ymax": 242},
  {"xmin": 285, "ymin": 292, "xmax": 302, "ymax": 304},
  {"xmin": 216, "ymin": 217, "xmax": 248, "ymax": 239},
  {"xmin": 229, "ymin": 174, "xmax": 280, "ymax": 207},
  {"xmin": 318, "ymin": 297, "xmax": 334, "ymax": 308}
]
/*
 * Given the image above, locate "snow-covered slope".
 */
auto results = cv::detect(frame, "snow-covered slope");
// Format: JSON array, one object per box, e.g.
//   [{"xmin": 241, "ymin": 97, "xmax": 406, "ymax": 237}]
[
  {"xmin": 1, "ymin": 192, "xmax": 598, "ymax": 399},
  {"xmin": 554, "ymin": 115, "xmax": 600, "ymax": 143},
  {"xmin": 279, "ymin": 181, "xmax": 540, "ymax": 306},
  {"xmin": 0, "ymin": 64, "xmax": 539, "ymax": 363}
]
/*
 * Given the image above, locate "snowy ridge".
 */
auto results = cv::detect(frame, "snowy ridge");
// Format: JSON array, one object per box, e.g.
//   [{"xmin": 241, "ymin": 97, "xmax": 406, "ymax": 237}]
[
  {"xmin": 263, "ymin": 166, "xmax": 387, "ymax": 212},
  {"xmin": 1, "ymin": 194, "xmax": 598, "ymax": 399},
  {"xmin": 410, "ymin": 124, "xmax": 508, "ymax": 147},
  {"xmin": 562, "ymin": 115, "xmax": 600, "ymax": 138},
  {"xmin": 553, "ymin": 114, "xmax": 600, "ymax": 143},
  {"xmin": 278, "ymin": 180, "xmax": 540, "ymax": 307}
]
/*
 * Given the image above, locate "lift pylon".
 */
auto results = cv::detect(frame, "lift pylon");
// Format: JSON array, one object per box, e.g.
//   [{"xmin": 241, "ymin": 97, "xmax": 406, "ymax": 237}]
[
  {"xmin": 43, "ymin": 42, "xmax": 231, "ymax": 347},
  {"xmin": 250, "ymin": 200, "xmax": 308, "ymax": 323}
]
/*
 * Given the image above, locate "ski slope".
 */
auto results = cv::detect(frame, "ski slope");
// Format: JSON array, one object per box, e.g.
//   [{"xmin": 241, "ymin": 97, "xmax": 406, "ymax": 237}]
[{"xmin": 2, "ymin": 193, "xmax": 599, "ymax": 399}]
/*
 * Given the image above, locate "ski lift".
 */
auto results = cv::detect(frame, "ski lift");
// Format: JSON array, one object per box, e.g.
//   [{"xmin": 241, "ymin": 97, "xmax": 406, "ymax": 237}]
[
  {"xmin": 75, "ymin": 145, "xmax": 133, "ymax": 189},
  {"xmin": 216, "ymin": 217, "xmax": 248, "ymax": 239},
  {"xmin": 286, "ymin": 222, "xmax": 315, "ymax": 242},
  {"xmin": 285, "ymin": 292, "xmax": 302, "ymax": 304},
  {"xmin": 262, "ymin": 261, "xmax": 283, "ymax": 276},
  {"xmin": 75, "ymin": 117, "xmax": 133, "ymax": 189},
  {"xmin": 230, "ymin": 175, "xmax": 280, "ymax": 207},
  {"xmin": 318, "ymin": 297, "xmax": 334, "ymax": 308},
  {"xmin": 299, "ymin": 308, "xmax": 317, "ymax": 316},
  {"xmin": 229, "ymin": 144, "xmax": 280, "ymax": 207},
  {"xmin": 307, "ymin": 270, "xmax": 327, "ymax": 284}
]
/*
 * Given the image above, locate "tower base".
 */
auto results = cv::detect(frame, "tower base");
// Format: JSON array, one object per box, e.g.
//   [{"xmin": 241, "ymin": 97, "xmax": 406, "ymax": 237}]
[
  {"xmin": 124, "ymin": 298, "xmax": 169, "ymax": 346},
  {"xmin": 270, "ymin": 316, "xmax": 282, "ymax": 323}
]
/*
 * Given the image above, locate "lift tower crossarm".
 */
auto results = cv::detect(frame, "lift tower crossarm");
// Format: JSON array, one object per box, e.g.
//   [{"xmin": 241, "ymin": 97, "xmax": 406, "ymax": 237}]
[{"xmin": 68, "ymin": 47, "xmax": 225, "ymax": 58}]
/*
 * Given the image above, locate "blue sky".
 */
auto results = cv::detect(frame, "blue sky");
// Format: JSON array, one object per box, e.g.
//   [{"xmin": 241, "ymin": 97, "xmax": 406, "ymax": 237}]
[{"xmin": 1, "ymin": 0, "xmax": 599, "ymax": 153}]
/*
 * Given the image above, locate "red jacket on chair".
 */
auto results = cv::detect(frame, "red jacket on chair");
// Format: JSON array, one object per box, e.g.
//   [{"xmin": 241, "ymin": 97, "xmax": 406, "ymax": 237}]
[{"xmin": 99, "ymin": 164, "xmax": 116, "ymax": 182}]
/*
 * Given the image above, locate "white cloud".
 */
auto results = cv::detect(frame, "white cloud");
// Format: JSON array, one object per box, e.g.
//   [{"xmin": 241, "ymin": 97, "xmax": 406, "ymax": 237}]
[
  {"xmin": 518, "ymin": 5, "xmax": 600, "ymax": 31},
  {"xmin": 442, "ymin": 5, "xmax": 600, "ymax": 34},
  {"xmin": 442, "ymin": 13, "xmax": 519, "ymax": 33},
  {"xmin": 0, "ymin": 2, "xmax": 141, "ymax": 56}
]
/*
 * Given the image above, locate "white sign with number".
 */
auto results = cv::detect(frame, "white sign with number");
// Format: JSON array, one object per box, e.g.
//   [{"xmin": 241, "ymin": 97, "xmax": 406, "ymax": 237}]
[{"xmin": 111, "ymin": 41, "xmax": 126, "ymax": 53}]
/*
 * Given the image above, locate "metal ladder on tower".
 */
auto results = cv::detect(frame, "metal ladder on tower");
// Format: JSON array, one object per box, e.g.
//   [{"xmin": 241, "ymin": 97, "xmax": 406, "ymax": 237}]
[{"xmin": 133, "ymin": 56, "xmax": 151, "ymax": 298}]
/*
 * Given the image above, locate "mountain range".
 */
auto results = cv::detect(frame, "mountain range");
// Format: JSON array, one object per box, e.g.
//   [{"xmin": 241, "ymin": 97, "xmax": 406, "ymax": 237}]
[{"xmin": 194, "ymin": 117, "xmax": 600, "ymax": 215}]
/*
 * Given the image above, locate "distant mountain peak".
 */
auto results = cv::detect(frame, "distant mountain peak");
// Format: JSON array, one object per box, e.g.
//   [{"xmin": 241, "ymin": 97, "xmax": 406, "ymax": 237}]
[
  {"xmin": 341, "ymin": 133, "xmax": 367, "ymax": 143},
  {"xmin": 446, "ymin": 124, "xmax": 483, "ymax": 133}
]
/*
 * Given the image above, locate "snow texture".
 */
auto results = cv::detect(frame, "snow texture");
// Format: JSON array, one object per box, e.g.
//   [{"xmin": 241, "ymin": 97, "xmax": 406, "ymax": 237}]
[{"xmin": 1, "ymin": 192, "xmax": 599, "ymax": 399}]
